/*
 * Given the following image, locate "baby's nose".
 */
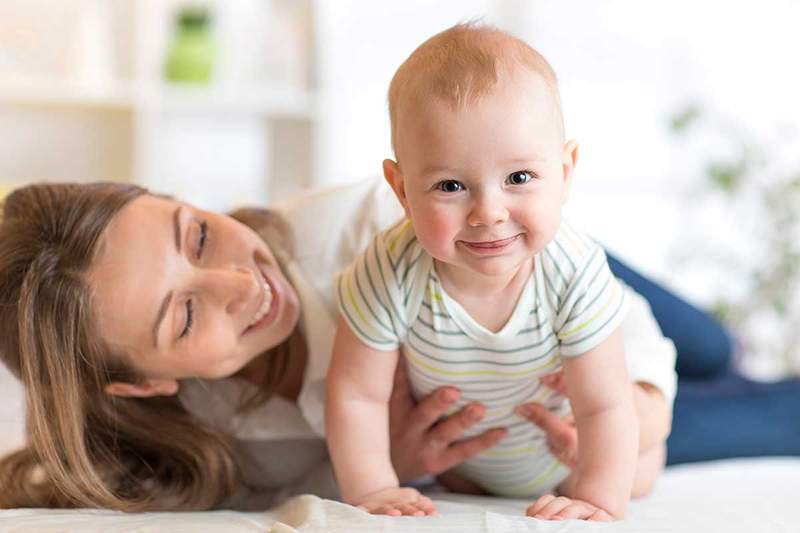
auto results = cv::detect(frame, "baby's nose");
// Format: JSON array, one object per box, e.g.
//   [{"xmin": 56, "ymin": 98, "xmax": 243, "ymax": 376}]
[{"xmin": 468, "ymin": 196, "xmax": 509, "ymax": 226}]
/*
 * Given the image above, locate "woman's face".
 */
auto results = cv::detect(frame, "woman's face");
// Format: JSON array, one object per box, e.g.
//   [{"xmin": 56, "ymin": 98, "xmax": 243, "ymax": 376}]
[{"xmin": 88, "ymin": 194, "xmax": 300, "ymax": 390}]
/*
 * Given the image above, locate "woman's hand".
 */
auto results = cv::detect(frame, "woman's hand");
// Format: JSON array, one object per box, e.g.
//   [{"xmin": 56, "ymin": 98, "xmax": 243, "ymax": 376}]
[
  {"xmin": 388, "ymin": 361, "xmax": 507, "ymax": 483},
  {"xmin": 516, "ymin": 372, "xmax": 579, "ymax": 469},
  {"xmin": 518, "ymin": 371, "xmax": 672, "ymax": 467}
]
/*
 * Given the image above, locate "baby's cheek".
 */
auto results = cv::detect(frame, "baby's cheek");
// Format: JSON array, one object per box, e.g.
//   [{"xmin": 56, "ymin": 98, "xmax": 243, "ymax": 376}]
[
  {"xmin": 523, "ymin": 204, "xmax": 561, "ymax": 238},
  {"xmin": 414, "ymin": 211, "xmax": 459, "ymax": 253}
]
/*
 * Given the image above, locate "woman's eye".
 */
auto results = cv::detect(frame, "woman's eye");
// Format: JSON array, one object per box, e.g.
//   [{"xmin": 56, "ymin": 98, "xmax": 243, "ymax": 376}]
[
  {"xmin": 507, "ymin": 171, "xmax": 533, "ymax": 185},
  {"xmin": 180, "ymin": 299, "xmax": 194, "ymax": 339},
  {"xmin": 436, "ymin": 180, "xmax": 464, "ymax": 193},
  {"xmin": 196, "ymin": 221, "xmax": 208, "ymax": 259}
]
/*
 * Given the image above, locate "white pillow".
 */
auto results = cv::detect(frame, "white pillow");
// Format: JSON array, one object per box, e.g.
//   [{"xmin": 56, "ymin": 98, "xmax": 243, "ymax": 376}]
[{"xmin": 0, "ymin": 365, "xmax": 24, "ymax": 455}]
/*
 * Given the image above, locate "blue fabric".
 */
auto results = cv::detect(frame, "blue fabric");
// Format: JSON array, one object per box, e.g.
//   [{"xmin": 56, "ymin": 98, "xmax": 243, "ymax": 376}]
[
  {"xmin": 607, "ymin": 252, "xmax": 800, "ymax": 465},
  {"xmin": 606, "ymin": 253, "xmax": 733, "ymax": 378},
  {"xmin": 669, "ymin": 373, "xmax": 800, "ymax": 464}
]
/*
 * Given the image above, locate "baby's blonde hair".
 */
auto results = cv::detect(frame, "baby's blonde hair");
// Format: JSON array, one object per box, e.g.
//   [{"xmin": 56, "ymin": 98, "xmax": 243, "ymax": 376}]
[{"xmin": 388, "ymin": 22, "xmax": 564, "ymax": 155}]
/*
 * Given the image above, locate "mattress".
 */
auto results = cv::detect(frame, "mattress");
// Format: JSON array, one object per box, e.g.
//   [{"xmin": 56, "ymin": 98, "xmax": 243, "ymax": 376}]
[{"xmin": 0, "ymin": 457, "xmax": 796, "ymax": 532}]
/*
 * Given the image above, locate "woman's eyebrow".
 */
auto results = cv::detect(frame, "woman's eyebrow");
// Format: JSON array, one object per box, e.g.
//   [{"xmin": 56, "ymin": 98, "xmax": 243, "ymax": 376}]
[
  {"xmin": 152, "ymin": 206, "xmax": 183, "ymax": 348},
  {"xmin": 173, "ymin": 206, "xmax": 182, "ymax": 254},
  {"xmin": 152, "ymin": 291, "xmax": 173, "ymax": 349}
]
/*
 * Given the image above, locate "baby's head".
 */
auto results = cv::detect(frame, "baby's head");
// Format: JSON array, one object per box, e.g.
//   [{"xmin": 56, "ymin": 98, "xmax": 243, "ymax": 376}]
[{"xmin": 384, "ymin": 23, "xmax": 578, "ymax": 279}]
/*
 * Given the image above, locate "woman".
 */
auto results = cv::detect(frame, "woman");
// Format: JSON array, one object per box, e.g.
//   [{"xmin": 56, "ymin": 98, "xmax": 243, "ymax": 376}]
[{"xmin": 0, "ymin": 178, "xmax": 679, "ymax": 511}]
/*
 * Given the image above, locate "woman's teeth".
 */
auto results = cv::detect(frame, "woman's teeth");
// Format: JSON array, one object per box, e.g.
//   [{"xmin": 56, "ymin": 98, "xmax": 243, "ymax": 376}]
[{"xmin": 249, "ymin": 280, "xmax": 273, "ymax": 326}]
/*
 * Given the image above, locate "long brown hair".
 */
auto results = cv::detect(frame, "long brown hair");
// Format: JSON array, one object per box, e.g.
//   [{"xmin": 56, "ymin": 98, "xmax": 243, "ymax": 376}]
[{"xmin": 0, "ymin": 183, "xmax": 293, "ymax": 511}]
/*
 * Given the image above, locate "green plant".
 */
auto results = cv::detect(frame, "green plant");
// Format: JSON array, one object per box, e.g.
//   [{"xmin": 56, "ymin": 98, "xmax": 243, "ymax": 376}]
[{"xmin": 669, "ymin": 107, "xmax": 800, "ymax": 376}]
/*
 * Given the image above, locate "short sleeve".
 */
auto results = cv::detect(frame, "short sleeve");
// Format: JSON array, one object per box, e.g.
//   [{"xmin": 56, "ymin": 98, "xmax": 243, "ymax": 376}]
[
  {"xmin": 620, "ymin": 284, "xmax": 678, "ymax": 403},
  {"xmin": 335, "ymin": 221, "xmax": 421, "ymax": 351},
  {"xmin": 549, "ymin": 231, "xmax": 628, "ymax": 357}
]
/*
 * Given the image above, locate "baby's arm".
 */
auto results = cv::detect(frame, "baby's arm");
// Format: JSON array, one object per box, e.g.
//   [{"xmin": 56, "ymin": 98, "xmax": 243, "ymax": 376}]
[
  {"xmin": 529, "ymin": 328, "xmax": 638, "ymax": 520},
  {"xmin": 326, "ymin": 316, "xmax": 435, "ymax": 516}
]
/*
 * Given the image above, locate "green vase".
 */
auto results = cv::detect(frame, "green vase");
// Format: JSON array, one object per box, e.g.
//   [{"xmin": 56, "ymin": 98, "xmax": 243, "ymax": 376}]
[{"xmin": 164, "ymin": 7, "xmax": 215, "ymax": 84}]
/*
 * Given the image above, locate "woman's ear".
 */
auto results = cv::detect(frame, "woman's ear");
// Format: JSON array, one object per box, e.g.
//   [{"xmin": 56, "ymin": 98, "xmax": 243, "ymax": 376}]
[
  {"xmin": 383, "ymin": 159, "xmax": 410, "ymax": 216},
  {"xmin": 105, "ymin": 378, "xmax": 179, "ymax": 398}
]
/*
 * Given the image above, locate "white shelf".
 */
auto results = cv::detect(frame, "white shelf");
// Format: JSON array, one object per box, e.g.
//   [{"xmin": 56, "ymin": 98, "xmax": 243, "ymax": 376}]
[
  {"xmin": 0, "ymin": 79, "xmax": 317, "ymax": 119},
  {"xmin": 0, "ymin": 79, "xmax": 135, "ymax": 109},
  {"xmin": 0, "ymin": 0, "xmax": 317, "ymax": 208},
  {"xmin": 138, "ymin": 84, "xmax": 317, "ymax": 119}
]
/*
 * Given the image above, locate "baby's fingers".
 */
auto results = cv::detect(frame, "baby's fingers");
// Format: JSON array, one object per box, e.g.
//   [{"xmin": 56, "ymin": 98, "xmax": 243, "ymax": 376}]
[
  {"xmin": 529, "ymin": 495, "xmax": 573, "ymax": 520},
  {"xmin": 391, "ymin": 495, "xmax": 436, "ymax": 516},
  {"xmin": 554, "ymin": 502, "xmax": 600, "ymax": 521},
  {"xmin": 539, "ymin": 371, "xmax": 567, "ymax": 395},
  {"xmin": 359, "ymin": 504, "xmax": 402, "ymax": 516},
  {"xmin": 588, "ymin": 509, "xmax": 613, "ymax": 521},
  {"xmin": 415, "ymin": 495, "xmax": 436, "ymax": 515},
  {"xmin": 526, "ymin": 494, "xmax": 555, "ymax": 517},
  {"xmin": 397, "ymin": 503, "xmax": 425, "ymax": 516}
]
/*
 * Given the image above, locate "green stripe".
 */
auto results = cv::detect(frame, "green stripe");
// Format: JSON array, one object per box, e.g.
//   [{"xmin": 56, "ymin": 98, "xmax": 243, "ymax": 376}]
[
  {"xmin": 405, "ymin": 349, "xmax": 559, "ymax": 378},
  {"xmin": 557, "ymin": 246, "xmax": 602, "ymax": 314},
  {"xmin": 390, "ymin": 231, "xmax": 417, "ymax": 272},
  {"xmin": 561, "ymin": 275, "xmax": 611, "ymax": 331},
  {"xmin": 337, "ymin": 275, "xmax": 396, "ymax": 348},
  {"xmin": 544, "ymin": 247, "xmax": 570, "ymax": 288},
  {"xmin": 363, "ymin": 246, "xmax": 399, "ymax": 335},
  {"xmin": 354, "ymin": 257, "xmax": 394, "ymax": 337},
  {"xmin": 416, "ymin": 316, "xmax": 466, "ymax": 336},
  {"xmin": 374, "ymin": 240, "xmax": 407, "ymax": 330},
  {"xmin": 421, "ymin": 300, "xmax": 451, "ymax": 318},
  {"xmin": 502, "ymin": 459, "xmax": 563, "ymax": 495},
  {"xmin": 567, "ymin": 260, "xmax": 608, "ymax": 317},
  {"xmin": 541, "ymin": 262, "xmax": 562, "ymax": 309},
  {"xmin": 561, "ymin": 289, "xmax": 625, "ymax": 347},
  {"xmin": 408, "ymin": 327, "xmax": 558, "ymax": 356},
  {"xmin": 552, "ymin": 237, "xmax": 576, "ymax": 271}
]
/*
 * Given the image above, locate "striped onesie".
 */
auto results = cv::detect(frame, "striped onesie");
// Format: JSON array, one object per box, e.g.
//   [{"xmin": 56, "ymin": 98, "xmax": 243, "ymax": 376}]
[{"xmin": 336, "ymin": 219, "xmax": 628, "ymax": 497}]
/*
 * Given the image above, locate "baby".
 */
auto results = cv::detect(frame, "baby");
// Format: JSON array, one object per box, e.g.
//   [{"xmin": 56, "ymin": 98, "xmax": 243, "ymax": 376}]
[{"xmin": 326, "ymin": 23, "xmax": 639, "ymax": 520}]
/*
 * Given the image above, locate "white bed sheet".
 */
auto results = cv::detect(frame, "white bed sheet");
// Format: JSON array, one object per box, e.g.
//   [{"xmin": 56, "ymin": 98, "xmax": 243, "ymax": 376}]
[{"xmin": 0, "ymin": 457, "xmax": 796, "ymax": 532}]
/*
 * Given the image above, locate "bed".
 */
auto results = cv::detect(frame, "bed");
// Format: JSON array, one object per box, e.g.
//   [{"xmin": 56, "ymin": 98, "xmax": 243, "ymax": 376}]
[
  {"xmin": 0, "ymin": 457, "xmax": 796, "ymax": 532},
  {"xmin": 2, "ymin": 366, "xmax": 798, "ymax": 532}
]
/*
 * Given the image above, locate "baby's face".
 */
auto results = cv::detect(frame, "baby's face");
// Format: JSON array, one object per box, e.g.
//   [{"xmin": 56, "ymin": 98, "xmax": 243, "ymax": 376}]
[{"xmin": 390, "ymin": 70, "xmax": 576, "ymax": 280}]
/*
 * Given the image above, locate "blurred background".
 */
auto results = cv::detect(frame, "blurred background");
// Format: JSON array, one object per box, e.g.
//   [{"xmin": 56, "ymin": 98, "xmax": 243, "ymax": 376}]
[{"xmin": 0, "ymin": 0, "xmax": 799, "ymax": 446}]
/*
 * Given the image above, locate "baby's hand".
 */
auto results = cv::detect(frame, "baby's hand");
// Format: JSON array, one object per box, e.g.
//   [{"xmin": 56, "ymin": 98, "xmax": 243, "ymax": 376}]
[
  {"xmin": 526, "ymin": 494, "xmax": 613, "ymax": 521},
  {"xmin": 355, "ymin": 487, "xmax": 436, "ymax": 516}
]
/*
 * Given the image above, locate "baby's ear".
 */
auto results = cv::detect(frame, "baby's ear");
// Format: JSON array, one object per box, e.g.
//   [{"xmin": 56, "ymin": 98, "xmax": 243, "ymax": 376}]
[
  {"xmin": 105, "ymin": 378, "xmax": 179, "ymax": 398},
  {"xmin": 560, "ymin": 140, "xmax": 579, "ymax": 202},
  {"xmin": 383, "ymin": 159, "xmax": 410, "ymax": 215}
]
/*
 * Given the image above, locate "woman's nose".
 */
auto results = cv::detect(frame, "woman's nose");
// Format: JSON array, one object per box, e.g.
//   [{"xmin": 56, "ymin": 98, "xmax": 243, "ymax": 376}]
[
  {"xmin": 202, "ymin": 266, "xmax": 260, "ymax": 315},
  {"xmin": 467, "ymin": 194, "xmax": 509, "ymax": 227}
]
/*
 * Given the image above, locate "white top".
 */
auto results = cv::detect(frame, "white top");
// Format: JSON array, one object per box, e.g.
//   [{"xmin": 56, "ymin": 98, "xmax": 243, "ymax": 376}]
[
  {"xmin": 336, "ymin": 217, "xmax": 627, "ymax": 354},
  {"xmin": 179, "ymin": 178, "xmax": 677, "ymax": 506},
  {"xmin": 335, "ymin": 218, "xmax": 628, "ymax": 496}
]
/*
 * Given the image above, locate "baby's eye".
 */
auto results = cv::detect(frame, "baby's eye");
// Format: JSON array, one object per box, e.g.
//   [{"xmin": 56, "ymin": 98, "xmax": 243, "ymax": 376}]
[
  {"xmin": 507, "ymin": 171, "xmax": 533, "ymax": 185},
  {"xmin": 436, "ymin": 180, "xmax": 464, "ymax": 193}
]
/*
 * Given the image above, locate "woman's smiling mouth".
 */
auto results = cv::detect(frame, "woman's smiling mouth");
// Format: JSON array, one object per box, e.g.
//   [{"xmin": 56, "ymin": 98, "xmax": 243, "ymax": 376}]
[{"xmin": 243, "ymin": 267, "xmax": 280, "ymax": 335}]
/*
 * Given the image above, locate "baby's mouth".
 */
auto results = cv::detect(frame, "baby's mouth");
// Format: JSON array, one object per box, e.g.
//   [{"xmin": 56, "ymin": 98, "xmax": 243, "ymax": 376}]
[{"xmin": 462, "ymin": 234, "xmax": 521, "ymax": 249}]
